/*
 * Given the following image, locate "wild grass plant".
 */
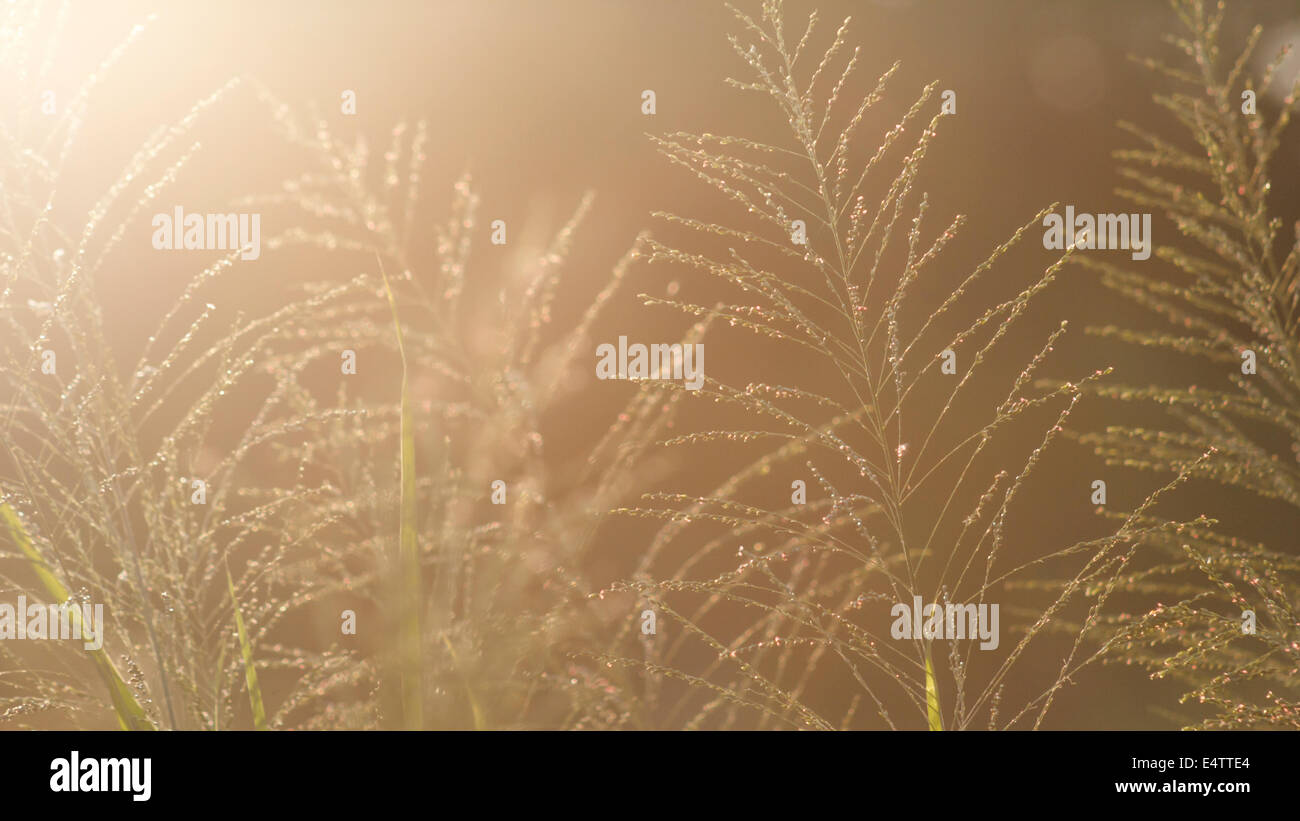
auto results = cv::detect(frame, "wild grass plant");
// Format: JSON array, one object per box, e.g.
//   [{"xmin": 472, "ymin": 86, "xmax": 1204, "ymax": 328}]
[
  {"xmin": 0, "ymin": 0, "xmax": 687, "ymax": 726},
  {"xmin": 0, "ymin": 3, "xmax": 386, "ymax": 729},
  {"xmin": 1, "ymin": 0, "xmax": 1293, "ymax": 733},
  {"xmin": 598, "ymin": 0, "xmax": 1207, "ymax": 730},
  {"xmin": 243, "ymin": 90, "xmax": 695, "ymax": 727},
  {"xmin": 1066, "ymin": 0, "xmax": 1300, "ymax": 730}
]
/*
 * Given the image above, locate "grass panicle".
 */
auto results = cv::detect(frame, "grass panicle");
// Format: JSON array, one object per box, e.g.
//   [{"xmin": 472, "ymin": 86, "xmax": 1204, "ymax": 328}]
[
  {"xmin": 1062, "ymin": 0, "xmax": 1300, "ymax": 730},
  {"xmin": 598, "ymin": 0, "xmax": 1186, "ymax": 730}
]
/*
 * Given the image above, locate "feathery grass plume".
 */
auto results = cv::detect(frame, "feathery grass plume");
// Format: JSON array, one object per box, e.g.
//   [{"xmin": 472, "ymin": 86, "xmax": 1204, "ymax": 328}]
[
  {"xmin": 1063, "ymin": 0, "xmax": 1300, "ymax": 729},
  {"xmin": 245, "ymin": 88, "xmax": 694, "ymax": 728},
  {"xmin": 0, "ymin": 1, "xmax": 374, "ymax": 729},
  {"xmin": 601, "ymin": 0, "xmax": 1192, "ymax": 730}
]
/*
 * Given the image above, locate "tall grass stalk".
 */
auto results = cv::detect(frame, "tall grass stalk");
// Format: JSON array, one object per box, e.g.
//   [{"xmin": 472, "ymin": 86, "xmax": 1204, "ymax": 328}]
[{"xmin": 379, "ymin": 258, "xmax": 424, "ymax": 730}]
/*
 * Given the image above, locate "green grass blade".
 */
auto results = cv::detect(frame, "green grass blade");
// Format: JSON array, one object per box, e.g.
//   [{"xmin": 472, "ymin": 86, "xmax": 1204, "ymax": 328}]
[
  {"xmin": 925, "ymin": 654, "xmax": 943, "ymax": 731},
  {"xmin": 212, "ymin": 638, "xmax": 227, "ymax": 731},
  {"xmin": 380, "ymin": 259, "xmax": 424, "ymax": 730},
  {"xmin": 441, "ymin": 634, "xmax": 486, "ymax": 730},
  {"xmin": 1, "ymin": 502, "xmax": 156, "ymax": 731},
  {"xmin": 225, "ymin": 565, "xmax": 267, "ymax": 730}
]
